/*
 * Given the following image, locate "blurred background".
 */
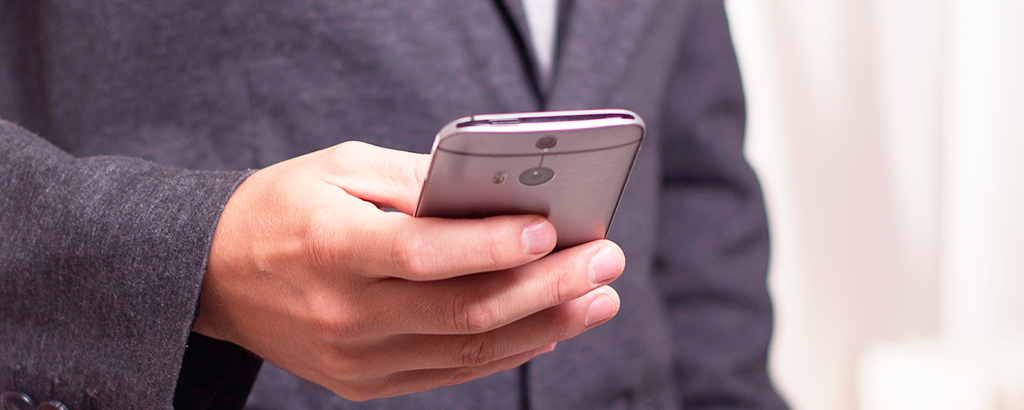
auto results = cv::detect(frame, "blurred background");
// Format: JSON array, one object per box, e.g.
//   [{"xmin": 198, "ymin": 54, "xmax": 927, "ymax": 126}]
[{"xmin": 725, "ymin": 0, "xmax": 1024, "ymax": 409}]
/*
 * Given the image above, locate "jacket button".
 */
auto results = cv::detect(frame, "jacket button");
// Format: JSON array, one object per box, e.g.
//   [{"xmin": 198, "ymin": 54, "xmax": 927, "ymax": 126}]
[
  {"xmin": 37, "ymin": 402, "xmax": 69, "ymax": 410},
  {"xmin": 0, "ymin": 391, "xmax": 36, "ymax": 410}
]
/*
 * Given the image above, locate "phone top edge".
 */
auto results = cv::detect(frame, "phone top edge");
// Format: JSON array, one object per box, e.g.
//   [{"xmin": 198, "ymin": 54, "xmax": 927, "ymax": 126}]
[
  {"xmin": 455, "ymin": 109, "xmax": 638, "ymax": 128},
  {"xmin": 435, "ymin": 138, "xmax": 641, "ymax": 157},
  {"xmin": 430, "ymin": 115, "xmax": 475, "ymax": 155},
  {"xmin": 431, "ymin": 109, "xmax": 645, "ymax": 154}
]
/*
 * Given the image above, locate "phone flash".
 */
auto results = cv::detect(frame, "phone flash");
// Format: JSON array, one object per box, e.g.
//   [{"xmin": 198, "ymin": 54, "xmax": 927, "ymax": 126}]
[{"xmin": 492, "ymin": 171, "xmax": 507, "ymax": 184}]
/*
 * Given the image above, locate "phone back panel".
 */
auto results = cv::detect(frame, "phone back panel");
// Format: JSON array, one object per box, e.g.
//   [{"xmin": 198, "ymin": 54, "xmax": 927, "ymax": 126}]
[{"xmin": 415, "ymin": 111, "xmax": 644, "ymax": 250}]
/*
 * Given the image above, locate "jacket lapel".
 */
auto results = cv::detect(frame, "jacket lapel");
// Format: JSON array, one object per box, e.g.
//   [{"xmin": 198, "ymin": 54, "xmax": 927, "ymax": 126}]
[
  {"xmin": 496, "ymin": 0, "xmax": 531, "ymax": 49},
  {"xmin": 547, "ymin": 0, "xmax": 663, "ymax": 110},
  {"xmin": 480, "ymin": 0, "xmax": 663, "ymax": 110},
  {"xmin": 493, "ymin": 0, "xmax": 545, "ymax": 107}
]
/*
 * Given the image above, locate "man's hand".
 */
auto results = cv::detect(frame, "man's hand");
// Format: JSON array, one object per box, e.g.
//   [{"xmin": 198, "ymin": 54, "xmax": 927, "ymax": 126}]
[{"xmin": 193, "ymin": 141, "xmax": 624, "ymax": 401}]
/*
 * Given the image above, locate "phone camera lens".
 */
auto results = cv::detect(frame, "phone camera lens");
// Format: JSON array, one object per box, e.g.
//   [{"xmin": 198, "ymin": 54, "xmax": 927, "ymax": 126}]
[
  {"xmin": 536, "ymin": 136, "xmax": 557, "ymax": 150},
  {"xmin": 518, "ymin": 167, "xmax": 555, "ymax": 186}
]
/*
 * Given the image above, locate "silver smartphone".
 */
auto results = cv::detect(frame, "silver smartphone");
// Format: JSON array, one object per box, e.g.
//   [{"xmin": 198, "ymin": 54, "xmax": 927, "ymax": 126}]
[{"xmin": 414, "ymin": 109, "xmax": 645, "ymax": 250}]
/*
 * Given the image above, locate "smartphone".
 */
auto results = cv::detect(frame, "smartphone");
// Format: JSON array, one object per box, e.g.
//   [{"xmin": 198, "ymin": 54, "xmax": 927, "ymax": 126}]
[{"xmin": 415, "ymin": 109, "xmax": 645, "ymax": 250}]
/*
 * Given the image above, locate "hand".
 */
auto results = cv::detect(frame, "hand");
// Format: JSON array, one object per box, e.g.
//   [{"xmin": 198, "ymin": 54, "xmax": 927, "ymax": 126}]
[{"xmin": 193, "ymin": 141, "xmax": 625, "ymax": 401}]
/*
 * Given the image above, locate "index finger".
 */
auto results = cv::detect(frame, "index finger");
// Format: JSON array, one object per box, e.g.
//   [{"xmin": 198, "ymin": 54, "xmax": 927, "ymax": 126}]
[{"xmin": 352, "ymin": 211, "xmax": 558, "ymax": 280}]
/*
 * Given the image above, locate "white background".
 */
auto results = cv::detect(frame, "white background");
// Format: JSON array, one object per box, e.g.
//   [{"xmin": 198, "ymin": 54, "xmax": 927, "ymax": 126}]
[{"xmin": 727, "ymin": 0, "xmax": 1024, "ymax": 409}]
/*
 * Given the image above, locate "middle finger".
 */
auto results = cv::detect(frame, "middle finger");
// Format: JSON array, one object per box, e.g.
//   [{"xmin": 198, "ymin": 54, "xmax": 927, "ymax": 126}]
[{"xmin": 371, "ymin": 239, "xmax": 624, "ymax": 336}]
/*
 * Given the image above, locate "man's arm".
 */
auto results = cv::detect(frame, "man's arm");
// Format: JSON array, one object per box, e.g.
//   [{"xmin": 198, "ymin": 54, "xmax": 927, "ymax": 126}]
[
  {"xmin": 655, "ymin": 1, "xmax": 788, "ymax": 408},
  {"xmin": 0, "ymin": 121, "xmax": 628, "ymax": 409},
  {"xmin": 0, "ymin": 120, "xmax": 252, "ymax": 409},
  {"xmin": 1, "ymin": 4, "xmax": 264, "ymax": 408}
]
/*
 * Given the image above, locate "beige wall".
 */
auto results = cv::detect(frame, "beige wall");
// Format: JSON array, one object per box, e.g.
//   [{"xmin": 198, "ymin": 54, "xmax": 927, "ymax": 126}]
[{"xmin": 726, "ymin": 0, "xmax": 1024, "ymax": 408}]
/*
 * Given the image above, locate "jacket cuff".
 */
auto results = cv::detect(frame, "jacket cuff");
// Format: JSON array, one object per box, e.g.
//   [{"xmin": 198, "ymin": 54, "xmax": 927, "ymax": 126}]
[
  {"xmin": 174, "ymin": 332, "xmax": 264, "ymax": 410},
  {"xmin": 0, "ymin": 120, "xmax": 256, "ymax": 409}
]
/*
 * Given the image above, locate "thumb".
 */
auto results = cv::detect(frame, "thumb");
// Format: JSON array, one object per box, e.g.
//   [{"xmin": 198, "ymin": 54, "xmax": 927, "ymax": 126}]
[{"xmin": 319, "ymin": 141, "xmax": 430, "ymax": 214}]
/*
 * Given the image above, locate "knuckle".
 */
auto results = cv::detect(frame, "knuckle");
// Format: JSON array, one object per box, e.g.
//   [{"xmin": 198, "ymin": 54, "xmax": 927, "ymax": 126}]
[
  {"xmin": 324, "ymin": 141, "xmax": 375, "ymax": 176},
  {"xmin": 459, "ymin": 334, "xmax": 501, "ymax": 367},
  {"xmin": 390, "ymin": 228, "xmax": 429, "ymax": 277},
  {"xmin": 484, "ymin": 225, "xmax": 506, "ymax": 267},
  {"xmin": 325, "ymin": 141, "xmax": 358, "ymax": 166},
  {"xmin": 552, "ymin": 265, "xmax": 575, "ymax": 304},
  {"xmin": 451, "ymin": 288, "xmax": 495, "ymax": 333},
  {"xmin": 312, "ymin": 314, "xmax": 347, "ymax": 343},
  {"xmin": 309, "ymin": 304, "xmax": 360, "ymax": 343},
  {"xmin": 333, "ymin": 140, "xmax": 368, "ymax": 156}
]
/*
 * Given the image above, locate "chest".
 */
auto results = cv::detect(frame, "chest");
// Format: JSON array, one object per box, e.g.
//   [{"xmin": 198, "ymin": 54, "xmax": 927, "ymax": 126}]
[{"xmin": 32, "ymin": 0, "xmax": 681, "ymax": 168}]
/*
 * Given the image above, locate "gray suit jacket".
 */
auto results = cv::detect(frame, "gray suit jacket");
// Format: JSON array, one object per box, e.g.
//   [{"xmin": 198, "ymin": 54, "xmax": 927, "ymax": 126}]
[{"xmin": 0, "ymin": 0, "xmax": 787, "ymax": 409}]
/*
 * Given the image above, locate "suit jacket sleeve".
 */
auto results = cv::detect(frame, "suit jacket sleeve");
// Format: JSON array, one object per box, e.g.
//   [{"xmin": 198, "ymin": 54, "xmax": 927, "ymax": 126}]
[
  {"xmin": 655, "ymin": 2, "xmax": 789, "ymax": 408},
  {"xmin": 0, "ymin": 118, "xmax": 259, "ymax": 410},
  {"xmin": 0, "ymin": 3, "xmax": 264, "ymax": 408}
]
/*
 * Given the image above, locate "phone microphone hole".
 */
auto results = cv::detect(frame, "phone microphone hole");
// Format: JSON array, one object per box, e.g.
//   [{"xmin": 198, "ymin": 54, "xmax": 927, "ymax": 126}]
[{"xmin": 493, "ymin": 171, "xmax": 507, "ymax": 184}]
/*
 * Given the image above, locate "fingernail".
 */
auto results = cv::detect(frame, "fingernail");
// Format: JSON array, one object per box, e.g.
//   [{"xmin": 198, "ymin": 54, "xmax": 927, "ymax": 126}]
[
  {"xmin": 521, "ymin": 220, "xmax": 555, "ymax": 254},
  {"xmin": 585, "ymin": 295, "xmax": 617, "ymax": 326},
  {"xmin": 535, "ymin": 343, "xmax": 557, "ymax": 356},
  {"xmin": 588, "ymin": 246, "xmax": 623, "ymax": 284}
]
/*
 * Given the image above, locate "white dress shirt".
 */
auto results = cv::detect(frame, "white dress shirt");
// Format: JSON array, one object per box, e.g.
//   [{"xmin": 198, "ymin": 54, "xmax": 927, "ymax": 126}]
[{"xmin": 522, "ymin": 0, "xmax": 559, "ymax": 83}]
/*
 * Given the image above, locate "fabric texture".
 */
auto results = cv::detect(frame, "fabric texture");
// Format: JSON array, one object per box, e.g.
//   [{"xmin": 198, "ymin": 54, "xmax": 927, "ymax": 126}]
[
  {"xmin": 0, "ymin": 120, "xmax": 251, "ymax": 408},
  {"xmin": 0, "ymin": 0, "xmax": 788, "ymax": 409}
]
